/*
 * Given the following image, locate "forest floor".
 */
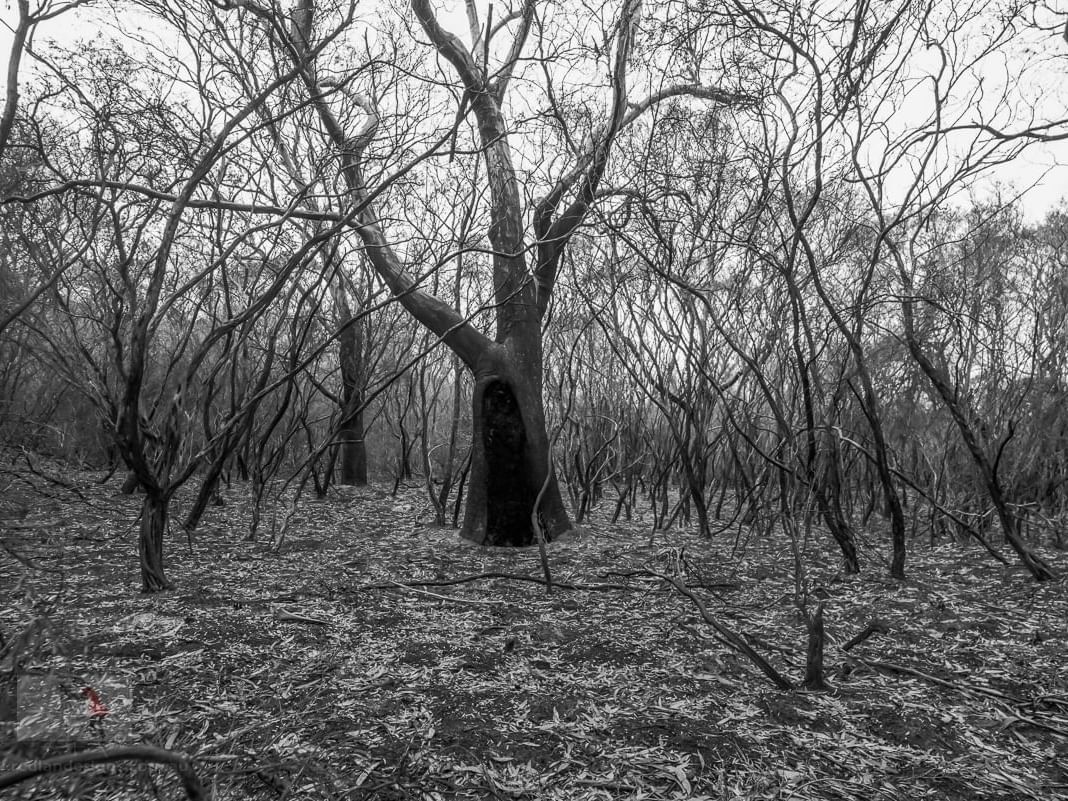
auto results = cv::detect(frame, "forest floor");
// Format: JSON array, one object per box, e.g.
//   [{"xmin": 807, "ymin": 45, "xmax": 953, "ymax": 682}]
[{"xmin": 1, "ymin": 458, "xmax": 1067, "ymax": 800}]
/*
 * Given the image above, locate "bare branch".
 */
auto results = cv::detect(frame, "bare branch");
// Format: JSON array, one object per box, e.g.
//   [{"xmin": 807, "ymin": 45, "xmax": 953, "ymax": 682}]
[
  {"xmin": 494, "ymin": 0, "xmax": 535, "ymax": 101},
  {"xmin": 622, "ymin": 82, "xmax": 756, "ymax": 128},
  {"xmin": 465, "ymin": 0, "xmax": 483, "ymax": 58},
  {"xmin": 647, "ymin": 570, "xmax": 794, "ymax": 692},
  {"xmin": 2, "ymin": 179, "xmax": 345, "ymax": 221},
  {"xmin": 412, "ymin": 0, "xmax": 483, "ymax": 93},
  {"xmin": 0, "ymin": 746, "xmax": 205, "ymax": 799},
  {"xmin": 0, "ymin": 0, "xmax": 31, "ymax": 159},
  {"xmin": 277, "ymin": 0, "xmax": 492, "ymax": 369},
  {"xmin": 532, "ymin": 0, "xmax": 645, "ymax": 317}
]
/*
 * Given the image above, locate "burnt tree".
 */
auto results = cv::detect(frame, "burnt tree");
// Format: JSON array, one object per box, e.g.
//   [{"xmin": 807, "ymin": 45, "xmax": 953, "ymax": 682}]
[{"xmin": 274, "ymin": 0, "xmax": 746, "ymax": 545}]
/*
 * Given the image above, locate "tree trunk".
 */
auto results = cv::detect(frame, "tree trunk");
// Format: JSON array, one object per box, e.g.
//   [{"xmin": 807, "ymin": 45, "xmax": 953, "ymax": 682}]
[
  {"xmin": 139, "ymin": 492, "xmax": 172, "ymax": 592},
  {"xmin": 907, "ymin": 337, "xmax": 1056, "ymax": 581},
  {"xmin": 283, "ymin": 0, "xmax": 642, "ymax": 550},
  {"xmin": 433, "ymin": 356, "xmax": 465, "ymax": 526},
  {"xmin": 336, "ymin": 289, "xmax": 368, "ymax": 486},
  {"xmin": 121, "ymin": 471, "xmax": 142, "ymax": 494},
  {"xmin": 815, "ymin": 486, "xmax": 860, "ymax": 575},
  {"xmin": 461, "ymin": 346, "xmax": 570, "ymax": 546},
  {"xmin": 182, "ymin": 458, "xmax": 226, "ymax": 533},
  {"xmin": 337, "ymin": 407, "xmax": 367, "ymax": 486},
  {"xmin": 803, "ymin": 601, "xmax": 829, "ymax": 691},
  {"xmin": 857, "ymin": 383, "xmax": 908, "ymax": 579},
  {"xmin": 896, "ymin": 263, "xmax": 1055, "ymax": 581}
]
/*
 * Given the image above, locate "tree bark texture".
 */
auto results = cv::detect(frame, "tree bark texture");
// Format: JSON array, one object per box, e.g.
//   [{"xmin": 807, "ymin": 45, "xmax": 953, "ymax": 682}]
[
  {"xmin": 462, "ymin": 346, "xmax": 570, "ymax": 546},
  {"xmin": 336, "ymin": 291, "xmax": 368, "ymax": 486},
  {"xmin": 139, "ymin": 492, "xmax": 172, "ymax": 592},
  {"xmin": 803, "ymin": 601, "xmax": 829, "ymax": 691}
]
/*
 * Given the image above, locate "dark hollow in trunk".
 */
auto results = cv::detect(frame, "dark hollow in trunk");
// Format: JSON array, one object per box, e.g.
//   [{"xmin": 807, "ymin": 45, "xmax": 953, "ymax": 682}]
[
  {"xmin": 482, "ymin": 380, "xmax": 535, "ymax": 545},
  {"xmin": 462, "ymin": 368, "xmax": 571, "ymax": 547}
]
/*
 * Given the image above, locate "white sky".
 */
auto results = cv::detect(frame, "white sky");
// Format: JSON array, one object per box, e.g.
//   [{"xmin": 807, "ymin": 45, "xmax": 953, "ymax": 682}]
[{"xmin": 2, "ymin": 1, "xmax": 1067, "ymax": 222}]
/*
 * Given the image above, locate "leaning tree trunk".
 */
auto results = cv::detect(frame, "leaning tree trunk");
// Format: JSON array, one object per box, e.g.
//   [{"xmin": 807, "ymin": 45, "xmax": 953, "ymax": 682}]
[
  {"xmin": 895, "ymin": 260, "xmax": 1055, "ymax": 581},
  {"xmin": 139, "ymin": 491, "xmax": 172, "ymax": 592},
  {"xmin": 461, "ymin": 345, "xmax": 570, "ymax": 546},
  {"xmin": 814, "ymin": 423, "xmax": 859, "ymax": 574},
  {"xmin": 905, "ymin": 335, "xmax": 1056, "ymax": 581},
  {"xmin": 182, "ymin": 456, "xmax": 226, "ymax": 533}
]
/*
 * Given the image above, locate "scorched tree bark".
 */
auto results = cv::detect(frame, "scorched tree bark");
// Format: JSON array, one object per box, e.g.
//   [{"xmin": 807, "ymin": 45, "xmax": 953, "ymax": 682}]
[{"xmin": 270, "ymin": 0, "xmax": 744, "ymax": 545}]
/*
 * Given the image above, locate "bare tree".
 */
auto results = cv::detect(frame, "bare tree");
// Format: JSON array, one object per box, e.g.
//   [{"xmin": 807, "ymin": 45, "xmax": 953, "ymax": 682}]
[{"xmin": 239, "ymin": 0, "xmax": 748, "ymax": 545}]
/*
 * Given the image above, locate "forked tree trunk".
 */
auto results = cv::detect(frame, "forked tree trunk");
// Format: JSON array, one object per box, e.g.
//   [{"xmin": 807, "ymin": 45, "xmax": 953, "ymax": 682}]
[
  {"xmin": 283, "ymin": 0, "xmax": 647, "ymax": 548},
  {"xmin": 139, "ymin": 492, "xmax": 172, "ymax": 592},
  {"xmin": 462, "ymin": 347, "xmax": 570, "ymax": 546},
  {"xmin": 818, "ymin": 433, "xmax": 860, "ymax": 574}
]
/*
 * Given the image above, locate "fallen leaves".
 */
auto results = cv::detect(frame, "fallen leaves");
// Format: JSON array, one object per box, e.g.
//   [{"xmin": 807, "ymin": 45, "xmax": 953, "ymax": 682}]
[{"xmin": 1, "ymin": 470, "xmax": 1067, "ymax": 799}]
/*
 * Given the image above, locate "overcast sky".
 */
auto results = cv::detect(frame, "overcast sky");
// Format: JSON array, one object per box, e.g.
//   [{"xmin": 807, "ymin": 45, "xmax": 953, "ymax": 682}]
[{"xmin": 2, "ymin": 1, "xmax": 1067, "ymax": 222}]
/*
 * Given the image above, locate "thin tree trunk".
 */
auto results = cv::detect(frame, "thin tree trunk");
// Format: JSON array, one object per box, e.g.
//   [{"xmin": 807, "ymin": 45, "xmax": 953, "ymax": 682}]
[
  {"xmin": 803, "ymin": 601, "xmax": 828, "ymax": 691},
  {"xmin": 434, "ymin": 356, "xmax": 464, "ymax": 526},
  {"xmin": 139, "ymin": 492, "xmax": 172, "ymax": 592},
  {"xmin": 905, "ymin": 334, "xmax": 1055, "ymax": 580},
  {"xmin": 182, "ymin": 458, "xmax": 226, "ymax": 533},
  {"xmin": 896, "ymin": 259, "xmax": 1055, "ymax": 581},
  {"xmin": 336, "ymin": 289, "xmax": 368, "ymax": 486}
]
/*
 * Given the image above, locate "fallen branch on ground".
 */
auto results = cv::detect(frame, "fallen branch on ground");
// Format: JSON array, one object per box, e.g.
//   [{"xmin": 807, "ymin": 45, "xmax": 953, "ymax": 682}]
[
  {"xmin": 850, "ymin": 656, "xmax": 1068, "ymax": 738},
  {"xmin": 354, "ymin": 570, "xmax": 737, "ymax": 594},
  {"xmin": 0, "ymin": 746, "xmax": 205, "ymax": 799},
  {"xmin": 380, "ymin": 580, "xmax": 502, "ymax": 606},
  {"xmin": 849, "ymin": 656, "xmax": 1021, "ymax": 702},
  {"xmin": 354, "ymin": 571, "xmax": 632, "ymax": 592},
  {"xmin": 645, "ymin": 569, "xmax": 794, "ymax": 692},
  {"xmin": 841, "ymin": 619, "xmax": 891, "ymax": 652}
]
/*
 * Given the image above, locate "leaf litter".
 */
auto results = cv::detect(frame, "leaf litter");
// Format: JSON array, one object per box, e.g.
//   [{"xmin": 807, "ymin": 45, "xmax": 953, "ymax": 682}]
[{"xmin": 0, "ymin": 463, "xmax": 1066, "ymax": 800}]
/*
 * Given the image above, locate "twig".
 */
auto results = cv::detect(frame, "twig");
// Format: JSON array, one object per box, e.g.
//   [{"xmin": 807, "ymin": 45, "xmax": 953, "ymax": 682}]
[
  {"xmin": 840, "ymin": 619, "xmax": 890, "ymax": 652},
  {"xmin": 604, "ymin": 570, "xmax": 739, "ymax": 591},
  {"xmin": 353, "ymin": 571, "xmax": 633, "ymax": 592},
  {"xmin": 20, "ymin": 449, "xmax": 90, "ymax": 502},
  {"xmin": 383, "ymin": 580, "xmax": 502, "ymax": 606},
  {"xmin": 532, "ymin": 459, "xmax": 554, "ymax": 594},
  {"xmin": 645, "ymin": 569, "xmax": 794, "ymax": 691},
  {"xmin": 273, "ymin": 608, "xmax": 330, "ymax": 625},
  {"xmin": 0, "ymin": 538, "xmax": 66, "ymax": 574}
]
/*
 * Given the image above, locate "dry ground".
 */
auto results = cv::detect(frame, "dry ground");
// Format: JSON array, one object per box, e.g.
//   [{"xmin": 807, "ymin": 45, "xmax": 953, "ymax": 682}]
[{"xmin": 1, "ymin": 459, "xmax": 1067, "ymax": 800}]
